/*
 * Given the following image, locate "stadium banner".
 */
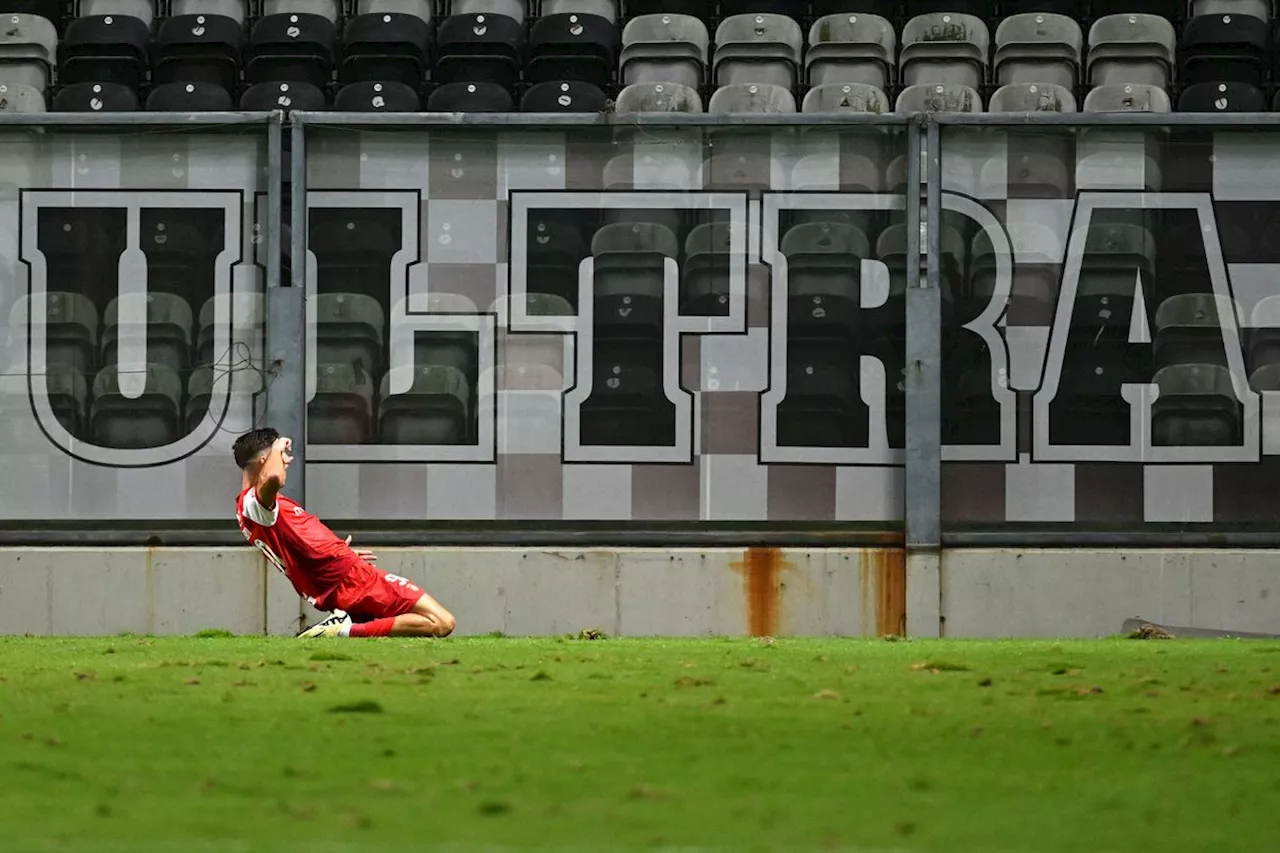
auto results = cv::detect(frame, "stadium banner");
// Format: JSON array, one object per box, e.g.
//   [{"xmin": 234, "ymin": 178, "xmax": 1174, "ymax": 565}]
[
  {"xmin": 300, "ymin": 118, "xmax": 914, "ymax": 525},
  {"xmin": 936, "ymin": 121, "xmax": 1280, "ymax": 530},
  {"xmin": 0, "ymin": 117, "xmax": 274, "ymax": 522}
]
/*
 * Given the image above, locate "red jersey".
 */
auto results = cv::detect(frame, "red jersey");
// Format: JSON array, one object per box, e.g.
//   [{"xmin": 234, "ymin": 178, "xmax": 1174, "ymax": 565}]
[{"xmin": 235, "ymin": 485, "xmax": 360, "ymax": 605}]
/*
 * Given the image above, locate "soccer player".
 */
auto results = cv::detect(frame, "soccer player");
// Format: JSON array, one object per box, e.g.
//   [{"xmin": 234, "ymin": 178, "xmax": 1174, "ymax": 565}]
[{"xmin": 232, "ymin": 427, "xmax": 456, "ymax": 639}]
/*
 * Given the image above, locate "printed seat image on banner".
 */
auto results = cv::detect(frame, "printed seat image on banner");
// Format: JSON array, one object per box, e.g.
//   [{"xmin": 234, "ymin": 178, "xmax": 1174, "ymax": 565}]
[
  {"xmin": 308, "ymin": 362, "xmax": 375, "ymax": 444},
  {"xmin": 90, "ymin": 363, "xmax": 184, "ymax": 449},
  {"xmin": 378, "ymin": 365, "xmax": 471, "ymax": 445}
]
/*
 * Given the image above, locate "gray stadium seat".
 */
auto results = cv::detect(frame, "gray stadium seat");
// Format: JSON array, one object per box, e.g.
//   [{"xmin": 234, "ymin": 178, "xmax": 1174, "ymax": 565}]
[
  {"xmin": 614, "ymin": 81, "xmax": 703, "ymax": 113},
  {"xmin": 314, "ymin": 292, "xmax": 385, "ymax": 373},
  {"xmin": 1190, "ymin": 0, "xmax": 1269, "ymax": 21},
  {"xmin": 1154, "ymin": 294, "xmax": 1240, "ymax": 370},
  {"xmin": 1249, "ymin": 363, "xmax": 1280, "ymax": 393},
  {"xmin": 357, "ymin": 0, "xmax": 432, "ymax": 18},
  {"xmin": 0, "ymin": 81, "xmax": 44, "ymax": 113},
  {"xmin": 591, "ymin": 222, "xmax": 679, "ymax": 303},
  {"xmin": 542, "ymin": 0, "xmax": 617, "ymax": 24},
  {"xmin": 1151, "ymin": 364, "xmax": 1242, "ymax": 446},
  {"xmin": 9, "ymin": 292, "xmax": 99, "ymax": 375},
  {"xmin": 90, "ymin": 363, "xmax": 183, "ymax": 449},
  {"xmin": 389, "ymin": 295, "xmax": 478, "ymax": 383},
  {"xmin": 802, "ymin": 81, "xmax": 890, "ymax": 114},
  {"xmin": 1083, "ymin": 82, "xmax": 1173, "ymax": 111},
  {"xmin": 1248, "ymin": 296, "xmax": 1280, "ymax": 371},
  {"xmin": 171, "ymin": 0, "xmax": 248, "ymax": 25},
  {"xmin": 805, "ymin": 13, "xmax": 896, "ymax": 90},
  {"xmin": 102, "ymin": 293, "xmax": 194, "ymax": 374},
  {"xmin": 450, "ymin": 0, "xmax": 527, "ymax": 24},
  {"xmin": 378, "ymin": 365, "xmax": 470, "ymax": 444},
  {"xmin": 44, "ymin": 363, "xmax": 90, "ymax": 438},
  {"xmin": 712, "ymin": 13, "xmax": 803, "ymax": 90},
  {"xmin": 195, "ymin": 293, "xmax": 264, "ymax": 367},
  {"xmin": 988, "ymin": 82, "xmax": 1078, "ymax": 112},
  {"xmin": 619, "ymin": 13, "xmax": 708, "ymax": 89},
  {"xmin": 80, "ymin": 0, "xmax": 154, "ymax": 26},
  {"xmin": 993, "ymin": 13, "xmax": 1083, "ymax": 90},
  {"xmin": 1087, "ymin": 14, "xmax": 1177, "ymax": 90},
  {"xmin": 895, "ymin": 83, "xmax": 984, "ymax": 112},
  {"xmin": 263, "ymin": 0, "xmax": 340, "ymax": 22},
  {"xmin": 708, "ymin": 82, "xmax": 796, "ymax": 114},
  {"xmin": 308, "ymin": 363, "xmax": 374, "ymax": 444},
  {"xmin": 0, "ymin": 13, "xmax": 57, "ymax": 91},
  {"xmin": 900, "ymin": 13, "xmax": 990, "ymax": 91}
]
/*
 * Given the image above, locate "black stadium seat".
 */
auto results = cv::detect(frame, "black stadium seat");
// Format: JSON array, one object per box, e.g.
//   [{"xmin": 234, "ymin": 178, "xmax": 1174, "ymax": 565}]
[
  {"xmin": 433, "ymin": 12, "xmax": 524, "ymax": 92},
  {"xmin": 1180, "ymin": 13, "xmax": 1269, "ymax": 87},
  {"xmin": 340, "ymin": 13, "xmax": 432, "ymax": 88},
  {"xmin": 153, "ymin": 15, "xmax": 244, "ymax": 95},
  {"xmin": 61, "ymin": 15, "xmax": 150, "ymax": 91},
  {"xmin": 427, "ymin": 81, "xmax": 514, "ymax": 111},
  {"xmin": 520, "ymin": 80, "xmax": 608, "ymax": 112},
  {"xmin": 1178, "ymin": 80, "xmax": 1266, "ymax": 112},
  {"xmin": 334, "ymin": 80, "xmax": 421, "ymax": 112},
  {"xmin": 527, "ymin": 13, "xmax": 619, "ymax": 88},
  {"xmin": 54, "ymin": 81, "xmax": 139, "ymax": 112},
  {"xmin": 147, "ymin": 81, "xmax": 235, "ymax": 111},
  {"xmin": 247, "ymin": 13, "xmax": 336, "ymax": 89},
  {"xmin": 239, "ymin": 80, "xmax": 327, "ymax": 111}
]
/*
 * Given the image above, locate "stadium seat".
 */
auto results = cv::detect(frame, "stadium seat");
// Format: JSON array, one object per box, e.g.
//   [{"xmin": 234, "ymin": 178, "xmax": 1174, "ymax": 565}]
[
  {"xmin": 544, "ymin": 0, "xmax": 618, "ymax": 23},
  {"xmin": 1083, "ymin": 82, "xmax": 1172, "ymax": 111},
  {"xmin": 53, "ymin": 81, "xmax": 139, "ymax": 111},
  {"xmin": 247, "ymin": 13, "xmax": 336, "ymax": 89},
  {"xmin": 433, "ymin": 12, "xmax": 524, "ymax": 91},
  {"xmin": 1178, "ymin": 79, "xmax": 1266, "ymax": 110},
  {"xmin": 425, "ymin": 80, "xmax": 513, "ymax": 111},
  {"xmin": 1179, "ymin": 13, "xmax": 1269, "ymax": 87},
  {"xmin": 378, "ymin": 365, "xmax": 471, "ymax": 444},
  {"xmin": 1087, "ymin": 14, "xmax": 1176, "ymax": 90},
  {"xmin": 335, "ymin": 80, "xmax": 421, "ymax": 111},
  {"xmin": 527, "ymin": 13, "xmax": 619, "ymax": 88},
  {"xmin": 623, "ymin": 0, "xmax": 714, "ymax": 18},
  {"xmin": 805, "ymin": 14, "xmax": 895, "ymax": 91},
  {"xmin": 5, "ymin": 0, "xmax": 62, "ymax": 26},
  {"xmin": 357, "ymin": 0, "xmax": 432, "ymax": 19},
  {"xmin": 801, "ymin": 82, "xmax": 891, "ymax": 114},
  {"xmin": 896, "ymin": 83, "xmax": 985, "ymax": 112},
  {"xmin": 579, "ymin": 361, "xmax": 674, "ymax": 446},
  {"xmin": 1091, "ymin": 0, "xmax": 1182, "ymax": 16},
  {"xmin": 680, "ymin": 222, "xmax": 738, "ymax": 316},
  {"xmin": 80, "ymin": 0, "xmax": 154, "ymax": 26},
  {"xmin": 712, "ymin": 13, "xmax": 803, "ymax": 90},
  {"xmin": 153, "ymin": 15, "xmax": 244, "ymax": 96},
  {"xmin": 781, "ymin": 222, "xmax": 868, "ymax": 367},
  {"xmin": 988, "ymin": 81, "xmax": 1078, "ymax": 112},
  {"xmin": 589, "ymin": 221, "xmax": 677, "ymax": 373},
  {"xmin": 313, "ymin": 292, "xmax": 385, "ymax": 373},
  {"xmin": 43, "ymin": 363, "xmax": 90, "ymax": 438},
  {"xmin": 1049, "ymin": 353, "xmax": 1142, "ymax": 445},
  {"xmin": 993, "ymin": 13, "xmax": 1083, "ymax": 90},
  {"xmin": 520, "ymin": 80, "xmax": 608, "ymax": 111},
  {"xmin": 61, "ymin": 15, "xmax": 150, "ymax": 93},
  {"xmin": 450, "ymin": 0, "xmax": 527, "ymax": 22},
  {"xmin": 11, "ymin": 291, "xmax": 99, "ymax": 375},
  {"xmin": 195, "ymin": 292, "xmax": 264, "ymax": 368},
  {"xmin": 0, "ymin": 13, "xmax": 56, "ymax": 92},
  {"xmin": 239, "ymin": 80, "xmax": 327, "ymax": 110},
  {"xmin": 1248, "ymin": 297, "xmax": 1280, "ymax": 371},
  {"xmin": 777, "ymin": 359, "xmax": 864, "ymax": 448},
  {"xmin": 614, "ymin": 80, "xmax": 703, "ymax": 113},
  {"xmin": 1153, "ymin": 294, "xmax": 1238, "ymax": 369},
  {"xmin": 1152, "ymin": 364, "xmax": 1242, "ymax": 446},
  {"xmin": 971, "ymin": 226, "xmax": 1058, "ymax": 324},
  {"xmin": 0, "ymin": 82, "xmax": 45, "ymax": 112},
  {"xmin": 707, "ymin": 82, "xmax": 796, "ymax": 114},
  {"xmin": 520, "ymin": 217, "xmax": 586, "ymax": 306},
  {"xmin": 90, "ymin": 363, "xmax": 184, "ymax": 449},
  {"xmin": 1072, "ymin": 223, "xmax": 1154, "ymax": 344},
  {"xmin": 308, "ymin": 363, "xmax": 375, "ymax": 444},
  {"xmin": 1001, "ymin": 0, "xmax": 1085, "ymax": 14},
  {"xmin": 340, "ymin": 12, "xmax": 431, "ymax": 88},
  {"xmin": 102, "ymin": 293, "xmax": 194, "ymax": 375},
  {"xmin": 619, "ymin": 14, "xmax": 708, "ymax": 89},
  {"xmin": 147, "ymin": 81, "xmax": 234, "ymax": 111},
  {"xmin": 263, "ymin": 0, "xmax": 340, "ymax": 22},
  {"xmin": 1191, "ymin": 0, "xmax": 1269, "ymax": 20},
  {"xmin": 172, "ymin": 0, "xmax": 248, "ymax": 25},
  {"xmin": 900, "ymin": 13, "xmax": 990, "ymax": 91},
  {"xmin": 720, "ymin": 0, "xmax": 793, "ymax": 13},
  {"xmin": 905, "ymin": 0, "xmax": 988, "ymax": 14}
]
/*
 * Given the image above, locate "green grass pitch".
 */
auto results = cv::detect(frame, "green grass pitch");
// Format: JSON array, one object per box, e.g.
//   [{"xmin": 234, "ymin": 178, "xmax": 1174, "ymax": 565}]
[{"xmin": 2, "ymin": 635, "xmax": 1279, "ymax": 852}]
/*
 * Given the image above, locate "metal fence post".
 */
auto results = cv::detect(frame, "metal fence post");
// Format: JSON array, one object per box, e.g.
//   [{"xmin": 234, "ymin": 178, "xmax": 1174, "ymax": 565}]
[
  {"xmin": 904, "ymin": 115, "xmax": 943, "ymax": 637},
  {"xmin": 265, "ymin": 112, "xmax": 307, "ymax": 503}
]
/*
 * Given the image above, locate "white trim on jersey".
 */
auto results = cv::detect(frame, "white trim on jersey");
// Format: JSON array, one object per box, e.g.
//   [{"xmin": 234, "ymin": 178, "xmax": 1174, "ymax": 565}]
[{"xmin": 242, "ymin": 489, "xmax": 279, "ymax": 527}]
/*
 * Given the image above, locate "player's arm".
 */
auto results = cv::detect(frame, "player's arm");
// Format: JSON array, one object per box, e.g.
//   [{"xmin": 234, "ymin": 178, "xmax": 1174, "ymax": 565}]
[{"xmin": 254, "ymin": 436, "xmax": 293, "ymax": 510}]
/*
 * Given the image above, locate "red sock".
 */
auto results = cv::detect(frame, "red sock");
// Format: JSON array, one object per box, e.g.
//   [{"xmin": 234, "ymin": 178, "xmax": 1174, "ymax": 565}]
[{"xmin": 348, "ymin": 617, "xmax": 396, "ymax": 638}]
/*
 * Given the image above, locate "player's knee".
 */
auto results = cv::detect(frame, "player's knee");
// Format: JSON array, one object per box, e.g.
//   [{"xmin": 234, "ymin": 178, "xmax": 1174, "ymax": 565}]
[{"xmin": 433, "ymin": 610, "xmax": 456, "ymax": 637}]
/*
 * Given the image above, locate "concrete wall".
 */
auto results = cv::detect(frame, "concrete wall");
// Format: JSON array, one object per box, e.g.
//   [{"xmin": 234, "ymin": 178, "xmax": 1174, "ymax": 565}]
[{"xmin": 0, "ymin": 547, "xmax": 1275, "ymax": 637}]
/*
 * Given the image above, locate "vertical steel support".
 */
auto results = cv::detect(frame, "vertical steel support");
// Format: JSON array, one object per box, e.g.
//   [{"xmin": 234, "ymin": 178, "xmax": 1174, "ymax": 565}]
[
  {"xmin": 904, "ymin": 116, "xmax": 943, "ymax": 636},
  {"xmin": 265, "ymin": 112, "xmax": 307, "ymax": 502}
]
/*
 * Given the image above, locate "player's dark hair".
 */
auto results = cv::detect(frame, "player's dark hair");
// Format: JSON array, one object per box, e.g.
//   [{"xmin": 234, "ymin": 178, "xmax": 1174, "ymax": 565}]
[{"xmin": 232, "ymin": 428, "xmax": 280, "ymax": 469}]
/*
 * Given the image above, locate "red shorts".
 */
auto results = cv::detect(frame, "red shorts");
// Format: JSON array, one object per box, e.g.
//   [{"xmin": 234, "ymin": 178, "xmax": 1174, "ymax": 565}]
[{"xmin": 319, "ymin": 563, "xmax": 425, "ymax": 622}]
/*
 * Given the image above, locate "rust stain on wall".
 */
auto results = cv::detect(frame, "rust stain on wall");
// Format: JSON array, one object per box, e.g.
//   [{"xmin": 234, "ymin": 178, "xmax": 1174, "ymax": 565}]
[
  {"xmin": 730, "ymin": 547, "xmax": 789, "ymax": 637},
  {"xmin": 866, "ymin": 549, "xmax": 907, "ymax": 637}
]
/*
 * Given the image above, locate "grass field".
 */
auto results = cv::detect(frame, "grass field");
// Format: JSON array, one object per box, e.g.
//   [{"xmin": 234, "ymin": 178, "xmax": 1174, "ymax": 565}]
[{"xmin": 2, "ymin": 636, "xmax": 1279, "ymax": 853}]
